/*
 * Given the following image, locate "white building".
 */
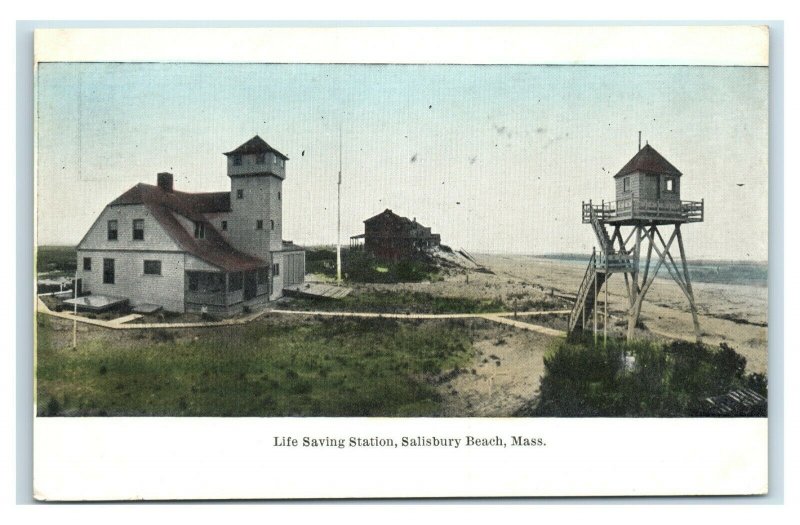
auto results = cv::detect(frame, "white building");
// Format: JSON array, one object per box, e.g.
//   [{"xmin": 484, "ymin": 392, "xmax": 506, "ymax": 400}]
[{"xmin": 75, "ymin": 136, "xmax": 305, "ymax": 314}]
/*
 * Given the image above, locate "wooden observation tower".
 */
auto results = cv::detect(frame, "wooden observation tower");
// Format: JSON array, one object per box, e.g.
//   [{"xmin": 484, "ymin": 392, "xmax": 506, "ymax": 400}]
[{"xmin": 568, "ymin": 140, "xmax": 705, "ymax": 342}]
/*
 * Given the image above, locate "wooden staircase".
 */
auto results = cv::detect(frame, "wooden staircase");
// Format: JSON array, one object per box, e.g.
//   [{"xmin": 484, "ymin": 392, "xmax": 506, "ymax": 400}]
[
  {"xmin": 568, "ymin": 251, "xmax": 608, "ymax": 334},
  {"xmin": 568, "ymin": 207, "xmax": 627, "ymax": 335}
]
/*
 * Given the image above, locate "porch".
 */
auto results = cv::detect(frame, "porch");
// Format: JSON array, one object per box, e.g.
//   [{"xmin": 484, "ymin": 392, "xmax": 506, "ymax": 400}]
[
  {"xmin": 185, "ymin": 267, "xmax": 271, "ymax": 313},
  {"xmin": 582, "ymin": 197, "xmax": 704, "ymax": 225}
]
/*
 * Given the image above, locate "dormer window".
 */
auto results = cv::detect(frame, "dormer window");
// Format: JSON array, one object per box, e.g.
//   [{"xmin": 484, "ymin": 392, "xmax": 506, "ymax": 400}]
[
  {"xmin": 233, "ymin": 154, "xmax": 242, "ymax": 166},
  {"xmin": 256, "ymin": 153, "xmax": 266, "ymax": 165},
  {"xmin": 194, "ymin": 222, "xmax": 205, "ymax": 239}
]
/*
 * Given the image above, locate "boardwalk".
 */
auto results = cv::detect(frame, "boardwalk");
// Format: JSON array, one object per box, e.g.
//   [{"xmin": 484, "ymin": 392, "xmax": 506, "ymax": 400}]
[{"xmin": 37, "ymin": 296, "xmax": 568, "ymax": 336}]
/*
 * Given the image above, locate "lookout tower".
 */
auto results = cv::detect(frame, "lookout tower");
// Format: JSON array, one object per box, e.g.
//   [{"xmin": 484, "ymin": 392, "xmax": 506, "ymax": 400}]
[{"xmin": 568, "ymin": 140, "xmax": 705, "ymax": 342}]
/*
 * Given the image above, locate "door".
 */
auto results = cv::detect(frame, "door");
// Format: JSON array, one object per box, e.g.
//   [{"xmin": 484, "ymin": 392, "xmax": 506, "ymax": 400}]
[
  {"xmin": 244, "ymin": 271, "xmax": 257, "ymax": 300},
  {"xmin": 103, "ymin": 258, "xmax": 115, "ymax": 284},
  {"xmin": 649, "ymin": 174, "xmax": 661, "ymax": 200}
]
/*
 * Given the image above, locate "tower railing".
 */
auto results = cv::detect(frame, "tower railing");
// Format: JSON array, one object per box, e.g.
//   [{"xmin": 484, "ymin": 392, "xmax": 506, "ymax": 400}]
[{"xmin": 582, "ymin": 197, "xmax": 704, "ymax": 223}]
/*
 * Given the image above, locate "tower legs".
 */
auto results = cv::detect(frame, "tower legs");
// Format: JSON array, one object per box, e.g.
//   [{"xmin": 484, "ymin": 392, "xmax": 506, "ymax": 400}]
[{"xmin": 620, "ymin": 224, "xmax": 701, "ymax": 343}]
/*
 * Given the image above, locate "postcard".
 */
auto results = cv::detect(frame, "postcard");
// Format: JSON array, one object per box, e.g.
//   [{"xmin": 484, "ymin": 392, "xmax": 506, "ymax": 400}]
[{"xmin": 32, "ymin": 25, "xmax": 770, "ymax": 500}]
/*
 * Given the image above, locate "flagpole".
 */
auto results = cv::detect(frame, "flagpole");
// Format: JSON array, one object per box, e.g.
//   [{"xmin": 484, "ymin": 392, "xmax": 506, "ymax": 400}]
[
  {"xmin": 336, "ymin": 122, "xmax": 342, "ymax": 284},
  {"xmin": 72, "ymin": 271, "xmax": 78, "ymax": 349}
]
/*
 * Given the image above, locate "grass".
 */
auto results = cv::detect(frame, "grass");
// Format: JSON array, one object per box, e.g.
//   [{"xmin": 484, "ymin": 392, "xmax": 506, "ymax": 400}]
[
  {"xmin": 281, "ymin": 289, "xmax": 508, "ymax": 314},
  {"xmin": 36, "ymin": 314, "xmax": 477, "ymax": 417},
  {"xmin": 37, "ymin": 245, "xmax": 77, "ymax": 277},
  {"xmin": 528, "ymin": 333, "xmax": 767, "ymax": 417},
  {"xmin": 306, "ymin": 245, "xmax": 440, "ymax": 283}
]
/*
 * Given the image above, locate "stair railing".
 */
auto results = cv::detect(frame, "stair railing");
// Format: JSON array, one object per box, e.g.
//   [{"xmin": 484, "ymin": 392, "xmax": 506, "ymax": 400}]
[{"xmin": 569, "ymin": 248, "xmax": 597, "ymax": 332}]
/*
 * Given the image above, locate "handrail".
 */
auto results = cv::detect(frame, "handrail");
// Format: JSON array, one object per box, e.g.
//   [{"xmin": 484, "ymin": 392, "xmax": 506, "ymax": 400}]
[
  {"xmin": 569, "ymin": 249, "xmax": 596, "ymax": 331},
  {"xmin": 582, "ymin": 197, "xmax": 704, "ymax": 223}
]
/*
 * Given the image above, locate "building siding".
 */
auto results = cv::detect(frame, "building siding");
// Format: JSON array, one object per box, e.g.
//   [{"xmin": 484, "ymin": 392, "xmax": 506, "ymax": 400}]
[
  {"xmin": 282, "ymin": 251, "xmax": 306, "ymax": 287},
  {"xmin": 77, "ymin": 250, "xmax": 185, "ymax": 312},
  {"xmin": 78, "ymin": 204, "xmax": 181, "ymax": 252}
]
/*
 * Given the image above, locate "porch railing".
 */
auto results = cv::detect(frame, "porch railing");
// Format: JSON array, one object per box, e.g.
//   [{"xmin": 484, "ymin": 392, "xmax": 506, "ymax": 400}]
[{"xmin": 582, "ymin": 197, "xmax": 703, "ymax": 223}]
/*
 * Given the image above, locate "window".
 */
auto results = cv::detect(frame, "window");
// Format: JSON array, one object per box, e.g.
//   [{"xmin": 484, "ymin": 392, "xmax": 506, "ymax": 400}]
[
  {"xmin": 229, "ymin": 272, "xmax": 243, "ymax": 291},
  {"xmin": 666, "ymin": 177, "xmax": 675, "ymax": 192},
  {"xmin": 236, "ymin": 189, "xmax": 244, "ymax": 199},
  {"xmin": 272, "ymin": 263, "xmax": 280, "ymax": 277},
  {"xmin": 188, "ymin": 272, "xmax": 199, "ymax": 292},
  {"xmin": 221, "ymin": 220, "xmax": 227, "ymax": 231},
  {"xmin": 257, "ymin": 267, "xmax": 269, "ymax": 284},
  {"xmin": 278, "ymin": 191, "xmax": 281, "ymax": 201},
  {"xmin": 83, "ymin": 257, "xmax": 91, "ymax": 271},
  {"xmin": 270, "ymin": 220, "xmax": 275, "ymax": 230},
  {"xmin": 279, "ymin": 158, "xmax": 284, "ymax": 167},
  {"xmin": 623, "ymin": 177, "xmax": 630, "ymax": 192},
  {"xmin": 256, "ymin": 153, "xmax": 266, "ymax": 164},
  {"xmin": 143, "ymin": 260, "xmax": 161, "ymax": 275},
  {"xmin": 103, "ymin": 258, "xmax": 115, "ymax": 284},
  {"xmin": 233, "ymin": 154, "xmax": 242, "ymax": 166},
  {"xmin": 132, "ymin": 219, "xmax": 144, "ymax": 240},
  {"xmin": 194, "ymin": 222, "xmax": 205, "ymax": 239},
  {"xmin": 256, "ymin": 220, "xmax": 263, "ymax": 230},
  {"xmin": 107, "ymin": 220, "xmax": 118, "ymax": 241}
]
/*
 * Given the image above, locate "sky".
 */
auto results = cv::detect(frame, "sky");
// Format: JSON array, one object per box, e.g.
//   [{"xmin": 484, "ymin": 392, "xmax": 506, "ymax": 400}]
[{"xmin": 35, "ymin": 63, "xmax": 769, "ymax": 261}]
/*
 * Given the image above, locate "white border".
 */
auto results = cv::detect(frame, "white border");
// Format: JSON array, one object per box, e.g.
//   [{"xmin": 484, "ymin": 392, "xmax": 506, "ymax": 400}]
[{"xmin": 34, "ymin": 26, "xmax": 769, "ymax": 66}]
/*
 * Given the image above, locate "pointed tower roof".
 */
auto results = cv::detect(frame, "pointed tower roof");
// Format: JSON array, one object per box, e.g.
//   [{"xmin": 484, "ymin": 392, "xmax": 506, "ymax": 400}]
[
  {"xmin": 613, "ymin": 144, "xmax": 682, "ymax": 178},
  {"xmin": 223, "ymin": 135, "xmax": 289, "ymax": 160}
]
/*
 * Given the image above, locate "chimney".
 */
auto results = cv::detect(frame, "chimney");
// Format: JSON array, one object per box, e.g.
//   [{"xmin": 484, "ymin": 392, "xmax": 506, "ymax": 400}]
[
  {"xmin": 638, "ymin": 131, "xmax": 642, "ymax": 151},
  {"xmin": 157, "ymin": 172, "xmax": 174, "ymax": 192}
]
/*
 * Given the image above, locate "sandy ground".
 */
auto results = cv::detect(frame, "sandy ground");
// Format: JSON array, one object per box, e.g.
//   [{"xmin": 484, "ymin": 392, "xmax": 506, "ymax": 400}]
[
  {"xmin": 438, "ymin": 321, "xmax": 553, "ymax": 416},
  {"xmin": 408, "ymin": 253, "xmax": 768, "ymax": 416}
]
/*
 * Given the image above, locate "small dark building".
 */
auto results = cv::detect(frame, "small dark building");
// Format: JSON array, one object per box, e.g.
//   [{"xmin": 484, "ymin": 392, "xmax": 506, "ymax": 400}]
[{"xmin": 355, "ymin": 209, "xmax": 441, "ymax": 261}]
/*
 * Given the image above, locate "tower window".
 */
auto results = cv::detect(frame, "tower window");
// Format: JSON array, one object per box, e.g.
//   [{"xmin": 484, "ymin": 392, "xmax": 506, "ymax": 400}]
[
  {"xmin": 132, "ymin": 219, "xmax": 144, "ymax": 240},
  {"xmin": 107, "ymin": 220, "xmax": 118, "ymax": 241},
  {"xmin": 256, "ymin": 153, "xmax": 266, "ymax": 164},
  {"xmin": 256, "ymin": 220, "xmax": 263, "ymax": 230},
  {"xmin": 236, "ymin": 189, "xmax": 244, "ymax": 199},
  {"xmin": 221, "ymin": 220, "xmax": 227, "ymax": 231},
  {"xmin": 194, "ymin": 222, "xmax": 205, "ymax": 239},
  {"xmin": 233, "ymin": 154, "xmax": 242, "ymax": 166}
]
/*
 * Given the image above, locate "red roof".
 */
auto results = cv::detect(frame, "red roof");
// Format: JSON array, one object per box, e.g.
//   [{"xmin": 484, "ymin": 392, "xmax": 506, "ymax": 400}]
[
  {"xmin": 223, "ymin": 135, "xmax": 289, "ymax": 160},
  {"xmin": 614, "ymin": 144, "xmax": 682, "ymax": 178},
  {"xmin": 110, "ymin": 183, "xmax": 265, "ymax": 272}
]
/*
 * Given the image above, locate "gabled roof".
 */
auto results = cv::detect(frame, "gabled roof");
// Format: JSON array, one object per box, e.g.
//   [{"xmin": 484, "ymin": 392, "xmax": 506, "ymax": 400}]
[
  {"xmin": 109, "ymin": 183, "xmax": 265, "ymax": 272},
  {"xmin": 223, "ymin": 135, "xmax": 289, "ymax": 160},
  {"xmin": 364, "ymin": 209, "xmax": 411, "ymax": 225},
  {"xmin": 614, "ymin": 144, "xmax": 682, "ymax": 178}
]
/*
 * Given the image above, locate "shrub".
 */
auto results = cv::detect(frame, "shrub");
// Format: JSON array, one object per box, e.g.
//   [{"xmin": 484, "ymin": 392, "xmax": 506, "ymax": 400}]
[{"xmin": 533, "ymin": 337, "xmax": 763, "ymax": 417}]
